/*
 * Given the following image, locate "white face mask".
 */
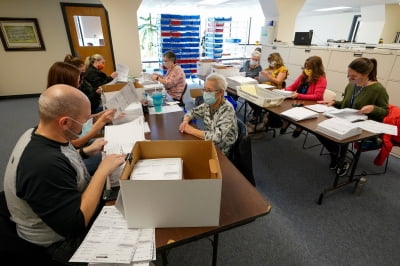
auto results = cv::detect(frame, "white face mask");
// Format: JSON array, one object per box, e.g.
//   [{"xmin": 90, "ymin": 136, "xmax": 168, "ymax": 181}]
[
  {"xmin": 269, "ymin": 61, "xmax": 277, "ymax": 67},
  {"xmin": 250, "ymin": 60, "xmax": 258, "ymax": 66}
]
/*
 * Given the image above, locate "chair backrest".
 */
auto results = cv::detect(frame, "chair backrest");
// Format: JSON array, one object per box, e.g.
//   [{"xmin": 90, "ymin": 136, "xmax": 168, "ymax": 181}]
[{"xmin": 323, "ymin": 89, "xmax": 337, "ymax": 101}]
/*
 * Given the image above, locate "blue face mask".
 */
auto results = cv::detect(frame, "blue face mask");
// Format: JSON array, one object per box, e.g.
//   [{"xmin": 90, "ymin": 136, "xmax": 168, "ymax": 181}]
[
  {"xmin": 203, "ymin": 91, "xmax": 217, "ymax": 105},
  {"xmin": 78, "ymin": 118, "xmax": 93, "ymax": 138}
]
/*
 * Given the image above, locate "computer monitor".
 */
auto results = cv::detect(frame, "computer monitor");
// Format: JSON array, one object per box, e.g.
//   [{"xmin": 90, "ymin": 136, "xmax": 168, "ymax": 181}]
[{"xmin": 293, "ymin": 31, "xmax": 313, "ymax": 45}]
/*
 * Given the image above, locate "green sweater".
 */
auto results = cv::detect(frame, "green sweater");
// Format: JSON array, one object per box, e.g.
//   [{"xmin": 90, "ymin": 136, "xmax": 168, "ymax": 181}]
[{"xmin": 334, "ymin": 82, "xmax": 389, "ymax": 122}]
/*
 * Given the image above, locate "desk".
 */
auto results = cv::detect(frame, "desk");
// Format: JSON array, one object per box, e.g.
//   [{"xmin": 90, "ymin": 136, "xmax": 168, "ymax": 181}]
[
  {"xmin": 266, "ymin": 100, "xmax": 380, "ymax": 204},
  {"xmin": 145, "ymin": 111, "xmax": 271, "ymax": 265}
]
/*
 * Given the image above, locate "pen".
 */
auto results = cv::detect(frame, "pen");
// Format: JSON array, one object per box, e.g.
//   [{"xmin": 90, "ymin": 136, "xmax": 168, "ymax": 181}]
[{"xmin": 96, "ymin": 255, "xmax": 108, "ymax": 258}]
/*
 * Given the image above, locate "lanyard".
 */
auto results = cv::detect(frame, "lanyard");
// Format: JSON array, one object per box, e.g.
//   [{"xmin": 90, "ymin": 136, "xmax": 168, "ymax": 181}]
[{"xmin": 350, "ymin": 82, "xmax": 368, "ymax": 107}]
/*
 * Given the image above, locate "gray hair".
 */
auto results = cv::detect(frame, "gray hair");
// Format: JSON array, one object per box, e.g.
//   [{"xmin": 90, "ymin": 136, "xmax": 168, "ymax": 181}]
[
  {"xmin": 206, "ymin": 73, "xmax": 227, "ymax": 91},
  {"xmin": 39, "ymin": 84, "xmax": 87, "ymax": 122},
  {"xmin": 251, "ymin": 51, "xmax": 261, "ymax": 58}
]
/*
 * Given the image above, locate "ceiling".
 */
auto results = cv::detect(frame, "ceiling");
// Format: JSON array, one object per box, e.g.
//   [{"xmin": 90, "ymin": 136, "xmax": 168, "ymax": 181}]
[{"xmin": 139, "ymin": 0, "xmax": 399, "ymax": 16}]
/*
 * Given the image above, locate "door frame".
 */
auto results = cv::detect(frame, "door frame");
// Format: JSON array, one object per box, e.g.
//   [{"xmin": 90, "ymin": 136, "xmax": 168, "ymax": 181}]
[{"xmin": 60, "ymin": 2, "xmax": 116, "ymax": 73}]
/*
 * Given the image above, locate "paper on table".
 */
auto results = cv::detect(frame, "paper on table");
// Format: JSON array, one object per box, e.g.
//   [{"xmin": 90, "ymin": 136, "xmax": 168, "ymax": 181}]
[
  {"xmin": 272, "ymin": 89, "xmax": 295, "ymax": 98},
  {"xmin": 324, "ymin": 107, "xmax": 368, "ymax": 122},
  {"xmin": 239, "ymin": 84, "xmax": 257, "ymax": 96},
  {"xmin": 70, "ymin": 206, "xmax": 155, "ymax": 264},
  {"xmin": 148, "ymin": 104, "xmax": 183, "ymax": 114},
  {"xmin": 130, "ymin": 158, "xmax": 183, "ymax": 180},
  {"xmin": 304, "ymin": 103, "xmax": 330, "ymax": 113},
  {"xmin": 280, "ymin": 107, "xmax": 319, "ymax": 121},
  {"xmin": 354, "ymin": 120, "xmax": 398, "ymax": 135}
]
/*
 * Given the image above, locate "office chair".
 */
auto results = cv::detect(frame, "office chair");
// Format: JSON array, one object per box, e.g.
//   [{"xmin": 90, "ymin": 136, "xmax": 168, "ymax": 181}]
[
  {"xmin": 0, "ymin": 191, "xmax": 63, "ymax": 265},
  {"xmin": 229, "ymin": 119, "xmax": 256, "ymax": 186},
  {"xmin": 178, "ymin": 83, "xmax": 188, "ymax": 109}
]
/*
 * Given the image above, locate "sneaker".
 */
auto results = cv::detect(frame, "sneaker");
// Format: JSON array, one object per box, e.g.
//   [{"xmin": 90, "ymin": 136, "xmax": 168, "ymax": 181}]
[
  {"xmin": 292, "ymin": 128, "xmax": 302, "ymax": 138},
  {"xmin": 336, "ymin": 161, "xmax": 350, "ymax": 177}
]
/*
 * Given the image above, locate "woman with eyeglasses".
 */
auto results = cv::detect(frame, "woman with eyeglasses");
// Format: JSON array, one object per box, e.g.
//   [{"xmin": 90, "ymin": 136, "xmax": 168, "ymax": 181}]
[
  {"xmin": 151, "ymin": 50, "xmax": 186, "ymax": 103},
  {"xmin": 280, "ymin": 56, "xmax": 327, "ymax": 137},
  {"xmin": 179, "ymin": 73, "xmax": 238, "ymax": 156}
]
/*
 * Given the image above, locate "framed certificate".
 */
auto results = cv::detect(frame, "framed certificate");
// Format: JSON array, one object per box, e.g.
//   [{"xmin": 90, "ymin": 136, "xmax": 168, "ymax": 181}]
[{"xmin": 0, "ymin": 17, "xmax": 45, "ymax": 51}]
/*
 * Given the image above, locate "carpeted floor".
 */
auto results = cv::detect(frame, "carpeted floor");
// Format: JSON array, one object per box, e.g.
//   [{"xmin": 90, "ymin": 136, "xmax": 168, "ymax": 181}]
[{"xmin": 1, "ymin": 81, "xmax": 400, "ymax": 266}]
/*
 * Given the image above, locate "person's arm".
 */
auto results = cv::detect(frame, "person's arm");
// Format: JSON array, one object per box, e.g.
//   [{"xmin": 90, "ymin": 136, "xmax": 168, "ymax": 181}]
[
  {"xmin": 158, "ymin": 67, "xmax": 182, "ymax": 88},
  {"xmin": 285, "ymin": 75, "xmax": 302, "ymax": 92},
  {"xmin": 296, "ymin": 76, "xmax": 327, "ymax": 101},
  {"xmin": 80, "ymin": 153, "xmax": 125, "ymax": 225}
]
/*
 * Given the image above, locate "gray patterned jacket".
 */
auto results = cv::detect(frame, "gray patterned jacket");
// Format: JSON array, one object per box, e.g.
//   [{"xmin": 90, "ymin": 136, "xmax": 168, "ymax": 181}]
[{"xmin": 186, "ymin": 100, "xmax": 238, "ymax": 156}]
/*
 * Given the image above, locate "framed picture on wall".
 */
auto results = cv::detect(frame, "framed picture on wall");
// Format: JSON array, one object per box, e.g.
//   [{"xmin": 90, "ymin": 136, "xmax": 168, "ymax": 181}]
[{"xmin": 0, "ymin": 17, "xmax": 45, "ymax": 51}]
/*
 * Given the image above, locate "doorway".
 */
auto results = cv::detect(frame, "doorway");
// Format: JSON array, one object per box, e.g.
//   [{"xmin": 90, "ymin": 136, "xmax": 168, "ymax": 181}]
[{"xmin": 61, "ymin": 3, "xmax": 115, "ymax": 75}]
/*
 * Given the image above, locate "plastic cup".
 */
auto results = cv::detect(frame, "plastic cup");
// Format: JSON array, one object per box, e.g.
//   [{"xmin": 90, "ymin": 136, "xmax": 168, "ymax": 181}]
[{"xmin": 152, "ymin": 91, "xmax": 163, "ymax": 112}]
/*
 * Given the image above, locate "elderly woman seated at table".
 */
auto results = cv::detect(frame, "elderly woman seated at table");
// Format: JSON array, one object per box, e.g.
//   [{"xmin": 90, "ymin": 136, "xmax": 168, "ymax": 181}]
[{"xmin": 179, "ymin": 73, "xmax": 238, "ymax": 156}]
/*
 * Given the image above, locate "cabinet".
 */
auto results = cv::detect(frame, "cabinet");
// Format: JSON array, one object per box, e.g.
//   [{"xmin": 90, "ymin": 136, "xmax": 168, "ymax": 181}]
[
  {"xmin": 204, "ymin": 17, "xmax": 231, "ymax": 59},
  {"xmin": 160, "ymin": 14, "xmax": 201, "ymax": 78}
]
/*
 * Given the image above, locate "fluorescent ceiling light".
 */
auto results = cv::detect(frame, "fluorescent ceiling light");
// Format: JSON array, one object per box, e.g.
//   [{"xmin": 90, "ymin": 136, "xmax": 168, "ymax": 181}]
[
  {"xmin": 198, "ymin": 0, "xmax": 229, "ymax": 6},
  {"xmin": 313, "ymin": 6, "xmax": 352, "ymax": 12}
]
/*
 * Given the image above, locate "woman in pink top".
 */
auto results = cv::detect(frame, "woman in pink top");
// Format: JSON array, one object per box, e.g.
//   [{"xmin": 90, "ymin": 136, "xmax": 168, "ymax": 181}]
[
  {"xmin": 151, "ymin": 51, "xmax": 186, "ymax": 103},
  {"xmin": 282, "ymin": 56, "xmax": 327, "ymax": 137}
]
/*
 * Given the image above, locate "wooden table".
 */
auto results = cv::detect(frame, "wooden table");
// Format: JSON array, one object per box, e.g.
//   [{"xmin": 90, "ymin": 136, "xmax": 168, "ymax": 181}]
[
  {"xmin": 266, "ymin": 99, "xmax": 380, "ymax": 204},
  {"xmin": 146, "ymin": 111, "xmax": 271, "ymax": 265}
]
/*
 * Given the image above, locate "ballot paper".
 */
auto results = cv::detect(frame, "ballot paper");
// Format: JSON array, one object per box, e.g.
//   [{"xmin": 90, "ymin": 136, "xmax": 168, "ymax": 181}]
[
  {"xmin": 323, "ymin": 107, "xmax": 368, "ymax": 122},
  {"xmin": 102, "ymin": 81, "xmax": 142, "ymax": 120},
  {"xmin": 316, "ymin": 117, "xmax": 362, "ymax": 140},
  {"xmin": 130, "ymin": 158, "xmax": 183, "ymax": 180},
  {"xmin": 354, "ymin": 120, "xmax": 398, "ymax": 135},
  {"xmin": 70, "ymin": 206, "xmax": 155, "ymax": 264},
  {"xmin": 280, "ymin": 107, "xmax": 319, "ymax": 121},
  {"xmin": 272, "ymin": 89, "xmax": 295, "ymax": 98}
]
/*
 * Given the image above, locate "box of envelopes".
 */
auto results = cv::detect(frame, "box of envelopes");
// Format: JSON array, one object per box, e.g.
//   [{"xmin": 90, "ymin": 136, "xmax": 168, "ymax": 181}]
[{"xmin": 116, "ymin": 140, "xmax": 222, "ymax": 228}]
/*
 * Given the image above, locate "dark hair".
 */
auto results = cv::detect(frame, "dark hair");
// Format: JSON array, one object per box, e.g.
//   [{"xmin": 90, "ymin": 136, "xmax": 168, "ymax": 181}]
[
  {"xmin": 348, "ymin": 57, "xmax": 377, "ymax": 81},
  {"xmin": 302, "ymin": 56, "xmax": 325, "ymax": 84},
  {"xmin": 64, "ymin": 54, "xmax": 85, "ymax": 68},
  {"xmin": 163, "ymin": 50, "xmax": 177, "ymax": 64},
  {"xmin": 254, "ymin": 47, "xmax": 262, "ymax": 53},
  {"xmin": 47, "ymin": 62, "xmax": 80, "ymax": 88}
]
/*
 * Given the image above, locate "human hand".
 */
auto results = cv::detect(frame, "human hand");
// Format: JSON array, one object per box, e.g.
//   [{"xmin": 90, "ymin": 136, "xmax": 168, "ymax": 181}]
[
  {"xmin": 291, "ymin": 92, "xmax": 298, "ymax": 99},
  {"xmin": 110, "ymin": 72, "xmax": 118, "ymax": 79},
  {"xmin": 316, "ymin": 100, "xmax": 335, "ymax": 106},
  {"xmin": 96, "ymin": 153, "xmax": 126, "ymax": 176},
  {"xmin": 151, "ymin": 74, "xmax": 158, "ymax": 81},
  {"xmin": 98, "ymin": 109, "xmax": 116, "ymax": 125},
  {"xmin": 359, "ymin": 105, "xmax": 374, "ymax": 114},
  {"xmin": 85, "ymin": 138, "xmax": 108, "ymax": 156},
  {"xmin": 179, "ymin": 120, "xmax": 188, "ymax": 133},
  {"xmin": 96, "ymin": 88, "xmax": 102, "ymax": 94}
]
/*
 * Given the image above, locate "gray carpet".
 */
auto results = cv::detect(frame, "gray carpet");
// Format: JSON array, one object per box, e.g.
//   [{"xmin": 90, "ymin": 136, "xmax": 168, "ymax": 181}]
[{"xmin": 1, "ymin": 82, "xmax": 400, "ymax": 266}]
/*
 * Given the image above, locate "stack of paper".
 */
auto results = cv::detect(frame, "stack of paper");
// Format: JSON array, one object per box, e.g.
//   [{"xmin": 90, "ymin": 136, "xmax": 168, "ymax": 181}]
[
  {"xmin": 131, "ymin": 158, "xmax": 183, "ymax": 180},
  {"xmin": 280, "ymin": 107, "xmax": 319, "ymax": 121},
  {"xmin": 324, "ymin": 107, "xmax": 368, "ymax": 122},
  {"xmin": 316, "ymin": 117, "xmax": 362, "ymax": 140},
  {"xmin": 272, "ymin": 89, "xmax": 295, "ymax": 98},
  {"xmin": 226, "ymin": 76, "xmax": 258, "ymax": 90},
  {"xmin": 70, "ymin": 206, "xmax": 155, "ymax": 266}
]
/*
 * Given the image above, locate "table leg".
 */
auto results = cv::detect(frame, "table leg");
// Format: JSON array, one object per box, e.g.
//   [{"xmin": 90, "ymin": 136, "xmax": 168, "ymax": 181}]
[
  {"xmin": 212, "ymin": 234, "xmax": 219, "ymax": 266},
  {"xmin": 318, "ymin": 140, "xmax": 366, "ymax": 204},
  {"xmin": 161, "ymin": 250, "xmax": 168, "ymax": 265}
]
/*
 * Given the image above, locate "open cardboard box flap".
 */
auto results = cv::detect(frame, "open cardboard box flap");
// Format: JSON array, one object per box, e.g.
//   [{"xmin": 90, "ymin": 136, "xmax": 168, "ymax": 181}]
[{"xmin": 116, "ymin": 140, "xmax": 222, "ymax": 228}]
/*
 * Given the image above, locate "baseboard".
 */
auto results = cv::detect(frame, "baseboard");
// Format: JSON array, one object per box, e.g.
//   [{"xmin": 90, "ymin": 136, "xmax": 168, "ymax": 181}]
[{"xmin": 0, "ymin": 93, "xmax": 40, "ymax": 100}]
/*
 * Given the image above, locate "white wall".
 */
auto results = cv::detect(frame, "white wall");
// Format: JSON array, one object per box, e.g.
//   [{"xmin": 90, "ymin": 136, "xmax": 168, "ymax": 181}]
[
  {"xmin": 0, "ymin": 0, "xmax": 101, "ymax": 96},
  {"xmin": 357, "ymin": 5, "xmax": 385, "ymax": 44},
  {"xmin": 295, "ymin": 12, "xmax": 359, "ymax": 45}
]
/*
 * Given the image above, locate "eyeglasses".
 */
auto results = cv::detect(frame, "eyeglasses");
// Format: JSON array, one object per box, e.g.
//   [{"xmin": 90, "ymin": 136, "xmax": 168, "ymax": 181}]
[{"xmin": 67, "ymin": 117, "xmax": 87, "ymax": 127}]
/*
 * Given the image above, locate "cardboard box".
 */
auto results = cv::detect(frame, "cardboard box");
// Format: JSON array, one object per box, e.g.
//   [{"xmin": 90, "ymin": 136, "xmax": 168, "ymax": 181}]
[{"xmin": 117, "ymin": 140, "xmax": 222, "ymax": 228}]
